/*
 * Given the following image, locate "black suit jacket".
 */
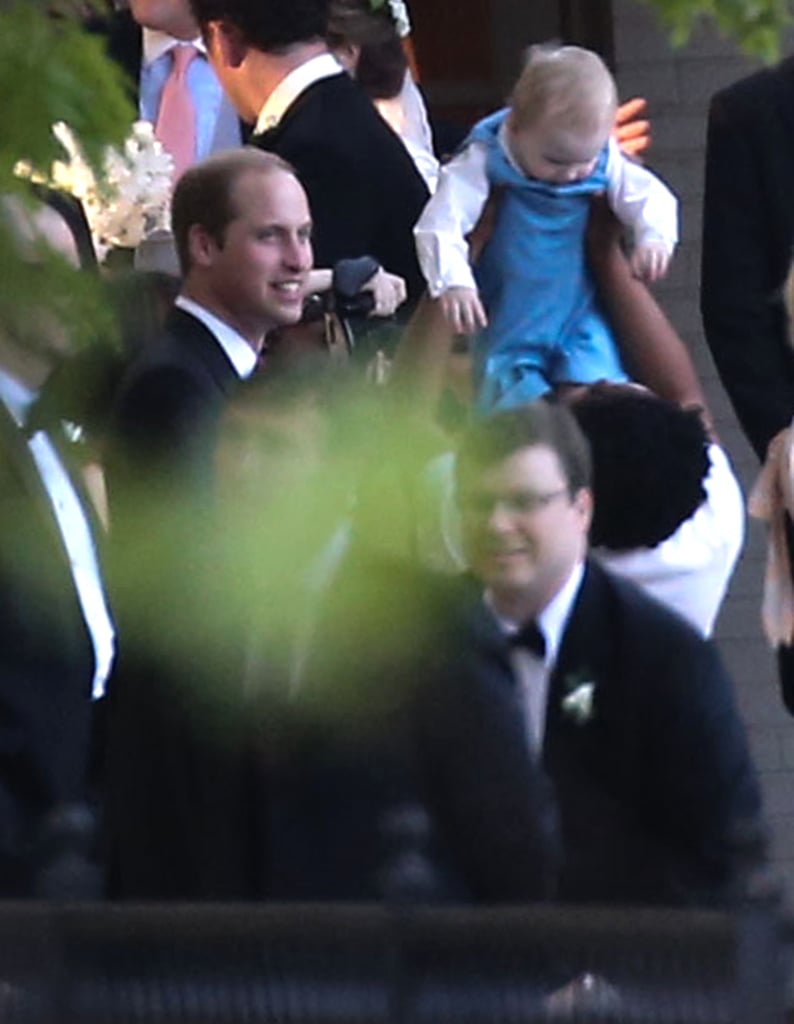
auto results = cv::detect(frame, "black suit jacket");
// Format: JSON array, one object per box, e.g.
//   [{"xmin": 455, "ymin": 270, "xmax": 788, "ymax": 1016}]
[
  {"xmin": 445, "ymin": 560, "xmax": 765, "ymax": 906},
  {"xmin": 252, "ymin": 72, "xmax": 429, "ymax": 303},
  {"xmin": 267, "ymin": 551, "xmax": 559, "ymax": 904},
  {"xmin": 701, "ymin": 58, "xmax": 794, "ymax": 459},
  {"xmin": 0, "ymin": 402, "xmax": 99, "ymax": 894},
  {"xmin": 105, "ymin": 306, "xmax": 240, "ymax": 503},
  {"xmin": 104, "ymin": 308, "xmax": 255, "ymax": 900}
]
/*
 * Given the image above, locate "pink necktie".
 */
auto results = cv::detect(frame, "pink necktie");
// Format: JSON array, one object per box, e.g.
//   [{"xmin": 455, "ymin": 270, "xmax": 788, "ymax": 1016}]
[{"xmin": 155, "ymin": 45, "xmax": 199, "ymax": 182}]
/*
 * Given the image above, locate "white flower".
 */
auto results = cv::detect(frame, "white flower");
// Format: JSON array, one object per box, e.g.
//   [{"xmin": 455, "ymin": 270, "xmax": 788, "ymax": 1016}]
[
  {"xmin": 61, "ymin": 420, "xmax": 85, "ymax": 446},
  {"xmin": 387, "ymin": 0, "xmax": 411, "ymax": 37},
  {"xmin": 17, "ymin": 120, "xmax": 174, "ymax": 261},
  {"xmin": 561, "ymin": 681, "xmax": 595, "ymax": 725}
]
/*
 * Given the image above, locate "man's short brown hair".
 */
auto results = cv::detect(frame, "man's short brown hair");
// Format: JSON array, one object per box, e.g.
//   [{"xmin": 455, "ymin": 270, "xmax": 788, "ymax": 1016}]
[
  {"xmin": 171, "ymin": 147, "xmax": 298, "ymax": 275},
  {"xmin": 456, "ymin": 400, "xmax": 593, "ymax": 499}
]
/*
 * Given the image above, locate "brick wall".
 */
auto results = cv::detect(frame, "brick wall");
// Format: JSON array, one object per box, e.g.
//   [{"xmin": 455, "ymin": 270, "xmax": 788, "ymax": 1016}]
[{"xmin": 611, "ymin": 0, "xmax": 794, "ymax": 899}]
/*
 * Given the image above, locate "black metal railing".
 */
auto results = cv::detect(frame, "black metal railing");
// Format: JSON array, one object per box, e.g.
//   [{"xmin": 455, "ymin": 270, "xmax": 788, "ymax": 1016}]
[{"xmin": 0, "ymin": 898, "xmax": 786, "ymax": 1024}]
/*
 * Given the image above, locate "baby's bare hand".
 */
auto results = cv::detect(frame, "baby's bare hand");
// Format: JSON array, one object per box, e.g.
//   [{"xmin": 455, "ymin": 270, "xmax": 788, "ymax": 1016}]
[
  {"xmin": 630, "ymin": 243, "xmax": 671, "ymax": 283},
  {"xmin": 440, "ymin": 287, "xmax": 488, "ymax": 335}
]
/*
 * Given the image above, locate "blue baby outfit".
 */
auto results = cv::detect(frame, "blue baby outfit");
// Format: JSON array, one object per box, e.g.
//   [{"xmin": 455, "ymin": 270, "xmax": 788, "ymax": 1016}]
[{"xmin": 470, "ymin": 109, "xmax": 628, "ymax": 413}]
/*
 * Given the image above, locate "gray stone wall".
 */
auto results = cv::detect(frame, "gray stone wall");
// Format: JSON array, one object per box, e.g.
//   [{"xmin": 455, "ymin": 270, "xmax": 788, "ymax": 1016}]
[{"xmin": 611, "ymin": 0, "xmax": 794, "ymax": 897}]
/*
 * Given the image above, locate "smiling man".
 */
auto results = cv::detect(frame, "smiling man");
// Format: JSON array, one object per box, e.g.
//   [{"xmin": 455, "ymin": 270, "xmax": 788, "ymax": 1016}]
[
  {"xmin": 103, "ymin": 147, "xmax": 312, "ymax": 899},
  {"xmin": 107, "ymin": 146, "xmax": 311, "ymax": 503},
  {"xmin": 452, "ymin": 401, "xmax": 767, "ymax": 906}
]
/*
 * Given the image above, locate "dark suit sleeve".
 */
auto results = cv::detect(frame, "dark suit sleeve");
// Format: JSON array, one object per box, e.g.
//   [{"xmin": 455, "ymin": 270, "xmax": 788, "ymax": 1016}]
[
  {"xmin": 644, "ymin": 635, "xmax": 766, "ymax": 903},
  {"xmin": 109, "ymin": 366, "xmax": 218, "ymax": 498},
  {"xmin": 700, "ymin": 88, "xmax": 794, "ymax": 459}
]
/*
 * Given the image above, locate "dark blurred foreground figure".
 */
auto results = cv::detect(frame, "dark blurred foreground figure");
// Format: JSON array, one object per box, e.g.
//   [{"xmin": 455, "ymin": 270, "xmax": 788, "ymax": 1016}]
[
  {"xmin": 0, "ymin": 196, "xmax": 114, "ymax": 897},
  {"xmin": 444, "ymin": 403, "xmax": 764, "ymax": 905}
]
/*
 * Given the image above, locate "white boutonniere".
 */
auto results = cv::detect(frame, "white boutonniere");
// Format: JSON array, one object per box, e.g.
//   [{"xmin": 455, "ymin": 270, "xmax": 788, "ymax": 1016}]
[
  {"xmin": 561, "ymin": 673, "xmax": 596, "ymax": 725},
  {"xmin": 61, "ymin": 420, "xmax": 86, "ymax": 446}
]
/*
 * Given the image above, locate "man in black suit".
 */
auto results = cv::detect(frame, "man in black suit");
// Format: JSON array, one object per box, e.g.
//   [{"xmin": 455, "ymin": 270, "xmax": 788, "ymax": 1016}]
[
  {"xmin": 701, "ymin": 59, "xmax": 794, "ymax": 463},
  {"xmin": 0, "ymin": 197, "xmax": 115, "ymax": 897},
  {"xmin": 104, "ymin": 146, "xmax": 313, "ymax": 898},
  {"xmin": 187, "ymin": 0, "xmax": 429, "ymax": 305},
  {"xmin": 701, "ymin": 61, "xmax": 794, "ymax": 713},
  {"xmin": 451, "ymin": 401, "xmax": 765, "ymax": 905},
  {"xmin": 106, "ymin": 145, "xmax": 312, "ymax": 498}
]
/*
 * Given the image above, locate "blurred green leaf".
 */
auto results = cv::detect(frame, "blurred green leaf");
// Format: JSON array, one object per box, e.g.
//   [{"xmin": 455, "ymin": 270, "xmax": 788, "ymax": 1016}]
[
  {"xmin": 0, "ymin": 3, "xmax": 134, "ymax": 195},
  {"xmin": 0, "ymin": 5, "xmax": 130, "ymax": 356},
  {"xmin": 640, "ymin": 0, "xmax": 792, "ymax": 62}
]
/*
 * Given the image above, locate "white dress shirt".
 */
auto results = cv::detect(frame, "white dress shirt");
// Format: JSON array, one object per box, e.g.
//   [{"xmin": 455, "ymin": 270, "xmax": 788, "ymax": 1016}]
[
  {"xmin": 175, "ymin": 296, "xmax": 258, "ymax": 379},
  {"xmin": 487, "ymin": 562, "xmax": 585, "ymax": 755},
  {"xmin": 414, "ymin": 123, "xmax": 679, "ymax": 297},
  {"xmin": 255, "ymin": 52, "xmax": 345, "ymax": 134},
  {"xmin": 140, "ymin": 28, "xmax": 241, "ymax": 159},
  {"xmin": 0, "ymin": 368, "xmax": 115, "ymax": 700},
  {"xmin": 594, "ymin": 444, "xmax": 744, "ymax": 637}
]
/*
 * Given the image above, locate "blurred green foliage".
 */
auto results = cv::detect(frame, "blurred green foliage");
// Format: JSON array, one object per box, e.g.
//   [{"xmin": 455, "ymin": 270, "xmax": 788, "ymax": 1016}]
[
  {"xmin": 0, "ymin": 2, "xmax": 134, "ymax": 353},
  {"xmin": 642, "ymin": 0, "xmax": 792, "ymax": 61}
]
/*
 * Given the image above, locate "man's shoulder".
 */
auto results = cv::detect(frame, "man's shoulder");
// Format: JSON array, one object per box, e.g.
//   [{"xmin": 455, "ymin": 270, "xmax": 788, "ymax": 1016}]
[
  {"xmin": 115, "ymin": 310, "xmax": 227, "ymax": 410},
  {"xmin": 712, "ymin": 55, "xmax": 794, "ymax": 110},
  {"xmin": 257, "ymin": 73, "xmax": 424, "ymax": 173},
  {"xmin": 582, "ymin": 558, "xmax": 710, "ymax": 650}
]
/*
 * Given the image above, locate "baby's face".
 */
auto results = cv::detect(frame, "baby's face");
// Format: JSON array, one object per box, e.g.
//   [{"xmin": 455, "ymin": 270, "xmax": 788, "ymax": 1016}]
[{"xmin": 508, "ymin": 115, "xmax": 609, "ymax": 184}]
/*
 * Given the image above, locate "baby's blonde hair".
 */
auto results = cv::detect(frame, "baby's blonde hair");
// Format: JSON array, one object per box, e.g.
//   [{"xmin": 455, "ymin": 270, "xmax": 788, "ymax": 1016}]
[{"xmin": 510, "ymin": 43, "xmax": 618, "ymax": 136}]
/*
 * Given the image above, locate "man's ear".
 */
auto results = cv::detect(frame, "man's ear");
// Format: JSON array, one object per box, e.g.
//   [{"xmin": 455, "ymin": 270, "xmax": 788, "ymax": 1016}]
[
  {"xmin": 205, "ymin": 18, "xmax": 248, "ymax": 69},
  {"xmin": 334, "ymin": 41, "xmax": 361, "ymax": 74},
  {"xmin": 187, "ymin": 223, "xmax": 217, "ymax": 269},
  {"xmin": 574, "ymin": 486, "xmax": 594, "ymax": 533}
]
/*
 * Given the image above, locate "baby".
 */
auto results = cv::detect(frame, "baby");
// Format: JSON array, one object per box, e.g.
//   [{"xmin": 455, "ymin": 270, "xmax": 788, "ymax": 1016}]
[{"xmin": 414, "ymin": 44, "xmax": 678, "ymax": 413}]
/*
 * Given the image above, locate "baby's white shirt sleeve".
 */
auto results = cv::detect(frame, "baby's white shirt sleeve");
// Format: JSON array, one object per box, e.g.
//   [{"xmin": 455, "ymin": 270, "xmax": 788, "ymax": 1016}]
[
  {"xmin": 605, "ymin": 137, "xmax": 679, "ymax": 251},
  {"xmin": 414, "ymin": 140, "xmax": 490, "ymax": 297}
]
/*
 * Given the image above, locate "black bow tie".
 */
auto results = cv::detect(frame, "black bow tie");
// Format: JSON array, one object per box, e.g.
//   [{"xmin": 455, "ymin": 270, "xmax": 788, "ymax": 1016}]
[{"xmin": 510, "ymin": 621, "xmax": 546, "ymax": 659}]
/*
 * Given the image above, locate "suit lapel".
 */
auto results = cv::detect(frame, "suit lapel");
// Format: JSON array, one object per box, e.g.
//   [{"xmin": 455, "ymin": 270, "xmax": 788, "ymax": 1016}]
[
  {"xmin": 166, "ymin": 308, "xmax": 241, "ymax": 399},
  {"xmin": 544, "ymin": 561, "xmax": 612, "ymax": 761}
]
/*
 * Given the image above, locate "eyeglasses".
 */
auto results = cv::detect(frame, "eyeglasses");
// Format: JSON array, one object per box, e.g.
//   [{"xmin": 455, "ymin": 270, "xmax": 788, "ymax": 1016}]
[{"xmin": 461, "ymin": 488, "xmax": 569, "ymax": 520}]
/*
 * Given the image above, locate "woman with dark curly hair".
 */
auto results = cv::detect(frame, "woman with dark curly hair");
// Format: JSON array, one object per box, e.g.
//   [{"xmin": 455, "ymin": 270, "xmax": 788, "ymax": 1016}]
[{"xmin": 567, "ymin": 383, "xmax": 743, "ymax": 638}]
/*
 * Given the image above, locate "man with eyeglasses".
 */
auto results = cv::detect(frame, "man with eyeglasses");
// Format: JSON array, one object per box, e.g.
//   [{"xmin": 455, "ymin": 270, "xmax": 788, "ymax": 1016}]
[{"xmin": 452, "ymin": 400, "xmax": 767, "ymax": 906}]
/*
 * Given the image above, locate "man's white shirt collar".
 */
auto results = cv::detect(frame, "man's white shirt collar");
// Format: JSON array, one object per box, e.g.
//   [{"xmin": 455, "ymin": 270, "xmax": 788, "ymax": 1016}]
[
  {"xmin": 142, "ymin": 28, "xmax": 206, "ymax": 67},
  {"xmin": 255, "ymin": 52, "xmax": 344, "ymax": 134},
  {"xmin": 175, "ymin": 296, "xmax": 258, "ymax": 379},
  {"xmin": 488, "ymin": 560, "xmax": 585, "ymax": 667}
]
